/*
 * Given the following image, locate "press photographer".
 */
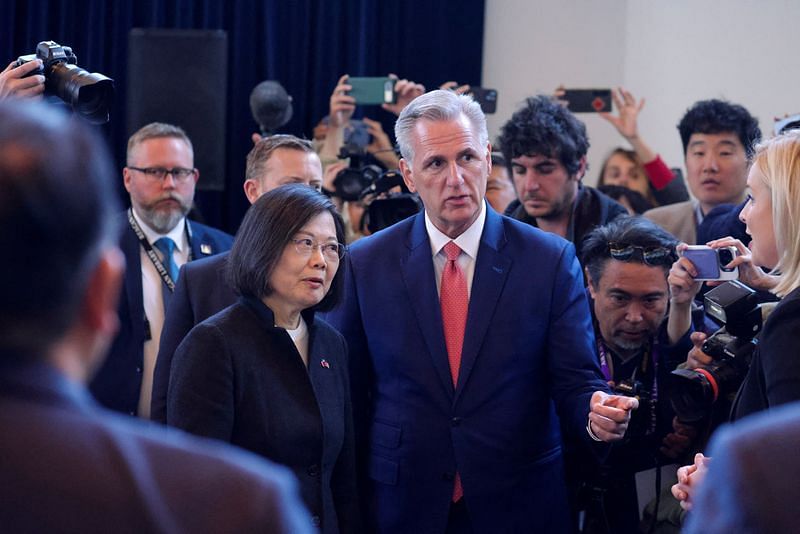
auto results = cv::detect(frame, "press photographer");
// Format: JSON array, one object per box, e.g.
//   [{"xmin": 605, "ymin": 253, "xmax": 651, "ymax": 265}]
[
  {"xmin": 671, "ymin": 131, "xmax": 800, "ymax": 521},
  {"xmin": 569, "ymin": 217, "xmax": 698, "ymax": 534}
]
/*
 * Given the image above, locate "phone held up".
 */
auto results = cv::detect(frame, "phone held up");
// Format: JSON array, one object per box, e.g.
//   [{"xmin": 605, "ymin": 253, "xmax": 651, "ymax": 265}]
[
  {"xmin": 469, "ymin": 87, "xmax": 498, "ymax": 114},
  {"xmin": 346, "ymin": 77, "xmax": 397, "ymax": 105},
  {"xmin": 682, "ymin": 246, "xmax": 739, "ymax": 281},
  {"xmin": 562, "ymin": 88, "xmax": 612, "ymax": 113}
]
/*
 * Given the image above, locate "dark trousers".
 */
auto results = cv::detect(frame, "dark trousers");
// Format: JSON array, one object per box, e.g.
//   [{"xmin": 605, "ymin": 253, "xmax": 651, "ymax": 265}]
[{"xmin": 445, "ymin": 499, "xmax": 473, "ymax": 534}]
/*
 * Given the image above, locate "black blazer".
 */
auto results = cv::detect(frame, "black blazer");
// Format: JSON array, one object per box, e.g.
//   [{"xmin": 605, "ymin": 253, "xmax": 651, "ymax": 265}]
[
  {"xmin": 90, "ymin": 214, "xmax": 233, "ymax": 415},
  {"xmin": 151, "ymin": 251, "xmax": 236, "ymax": 423},
  {"xmin": 167, "ymin": 296, "xmax": 359, "ymax": 534}
]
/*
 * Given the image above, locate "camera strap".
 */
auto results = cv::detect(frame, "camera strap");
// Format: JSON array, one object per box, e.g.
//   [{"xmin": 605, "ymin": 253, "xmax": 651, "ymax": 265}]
[{"xmin": 127, "ymin": 208, "xmax": 192, "ymax": 292}]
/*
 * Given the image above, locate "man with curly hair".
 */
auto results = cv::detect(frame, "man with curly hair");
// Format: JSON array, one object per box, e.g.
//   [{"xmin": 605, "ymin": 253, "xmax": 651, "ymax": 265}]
[{"xmin": 498, "ymin": 95, "xmax": 627, "ymax": 258}]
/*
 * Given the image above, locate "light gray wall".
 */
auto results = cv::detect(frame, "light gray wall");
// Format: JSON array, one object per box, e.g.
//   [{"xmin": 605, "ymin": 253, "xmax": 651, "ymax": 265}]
[{"xmin": 483, "ymin": 0, "xmax": 800, "ymax": 187}]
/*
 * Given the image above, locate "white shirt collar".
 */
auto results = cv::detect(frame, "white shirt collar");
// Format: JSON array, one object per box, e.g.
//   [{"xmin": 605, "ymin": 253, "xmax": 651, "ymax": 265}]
[
  {"xmin": 424, "ymin": 200, "xmax": 486, "ymax": 259},
  {"xmin": 131, "ymin": 207, "xmax": 187, "ymax": 252}
]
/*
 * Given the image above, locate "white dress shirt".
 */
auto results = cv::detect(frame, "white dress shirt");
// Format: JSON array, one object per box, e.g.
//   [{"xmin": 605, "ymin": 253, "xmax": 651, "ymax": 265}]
[{"xmin": 131, "ymin": 208, "xmax": 190, "ymax": 419}]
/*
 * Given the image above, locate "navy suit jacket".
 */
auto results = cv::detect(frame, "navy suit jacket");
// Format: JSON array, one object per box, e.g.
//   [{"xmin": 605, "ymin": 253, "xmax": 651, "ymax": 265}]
[
  {"xmin": 684, "ymin": 402, "xmax": 800, "ymax": 533},
  {"xmin": 90, "ymin": 214, "xmax": 233, "ymax": 415},
  {"xmin": 0, "ymin": 361, "xmax": 312, "ymax": 533},
  {"xmin": 324, "ymin": 206, "xmax": 609, "ymax": 533},
  {"xmin": 151, "ymin": 251, "xmax": 236, "ymax": 423}
]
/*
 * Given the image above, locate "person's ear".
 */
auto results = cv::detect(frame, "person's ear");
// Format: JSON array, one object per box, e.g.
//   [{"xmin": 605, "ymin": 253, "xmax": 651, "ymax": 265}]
[
  {"xmin": 82, "ymin": 247, "xmax": 125, "ymax": 335},
  {"xmin": 585, "ymin": 267, "xmax": 598, "ymax": 299},
  {"xmin": 243, "ymin": 179, "xmax": 261, "ymax": 204},
  {"xmin": 400, "ymin": 158, "xmax": 417, "ymax": 193},
  {"xmin": 575, "ymin": 156, "xmax": 588, "ymax": 182}
]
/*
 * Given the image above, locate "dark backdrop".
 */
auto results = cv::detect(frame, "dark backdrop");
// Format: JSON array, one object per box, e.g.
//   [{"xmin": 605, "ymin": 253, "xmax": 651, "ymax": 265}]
[{"xmin": 0, "ymin": 0, "xmax": 485, "ymax": 233}]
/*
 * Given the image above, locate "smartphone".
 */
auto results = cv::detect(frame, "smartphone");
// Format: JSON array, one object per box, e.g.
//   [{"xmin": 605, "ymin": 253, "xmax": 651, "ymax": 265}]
[
  {"xmin": 347, "ymin": 77, "xmax": 397, "ymax": 105},
  {"xmin": 562, "ymin": 88, "xmax": 612, "ymax": 113},
  {"xmin": 682, "ymin": 246, "xmax": 739, "ymax": 281},
  {"xmin": 469, "ymin": 87, "xmax": 498, "ymax": 114}
]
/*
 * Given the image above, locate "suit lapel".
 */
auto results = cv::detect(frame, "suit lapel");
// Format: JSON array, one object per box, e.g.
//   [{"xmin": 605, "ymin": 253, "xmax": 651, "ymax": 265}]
[
  {"xmin": 188, "ymin": 222, "xmax": 217, "ymax": 259},
  {"xmin": 401, "ymin": 214, "xmax": 455, "ymax": 397},
  {"xmin": 454, "ymin": 208, "xmax": 511, "ymax": 403},
  {"xmin": 121, "ymin": 221, "xmax": 145, "ymax": 337}
]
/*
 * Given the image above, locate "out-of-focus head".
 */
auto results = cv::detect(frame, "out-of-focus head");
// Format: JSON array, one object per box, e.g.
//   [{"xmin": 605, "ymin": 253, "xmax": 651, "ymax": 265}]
[
  {"xmin": 0, "ymin": 100, "xmax": 120, "ymax": 363},
  {"xmin": 498, "ymin": 96, "xmax": 589, "ymax": 221},
  {"xmin": 486, "ymin": 152, "xmax": 516, "ymax": 213},
  {"xmin": 742, "ymin": 131, "xmax": 800, "ymax": 296},
  {"xmin": 395, "ymin": 89, "xmax": 491, "ymax": 238},
  {"xmin": 581, "ymin": 217, "xmax": 678, "ymax": 354},
  {"xmin": 599, "ymin": 148, "xmax": 653, "ymax": 203},
  {"xmin": 678, "ymin": 100, "xmax": 761, "ymax": 211},
  {"xmin": 244, "ymin": 135, "xmax": 323, "ymax": 203},
  {"xmin": 124, "ymin": 122, "xmax": 197, "ymax": 234},
  {"xmin": 228, "ymin": 184, "xmax": 345, "ymax": 311}
]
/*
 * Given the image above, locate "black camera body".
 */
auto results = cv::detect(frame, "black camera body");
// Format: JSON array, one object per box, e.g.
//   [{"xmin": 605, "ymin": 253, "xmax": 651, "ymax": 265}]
[
  {"xmin": 670, "ymin": 281, "xmax": 762, "ymax": 422},
  {"xmin": 16, "ymin": 41, "xmax": 114, "ymax": 124}
]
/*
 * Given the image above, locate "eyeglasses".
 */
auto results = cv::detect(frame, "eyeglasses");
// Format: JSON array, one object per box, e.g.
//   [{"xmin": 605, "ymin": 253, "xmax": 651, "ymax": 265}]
[
  {"xmin": 291, "ymin": 238, "xmax": 346, "ymax": 261},
  {"xmin": 608, "ymin": 242, "xmax": 675, "ymax": 266},
  {"xmin": 128, "ymin": 166, "xmax": 197, "ymax": 184}
]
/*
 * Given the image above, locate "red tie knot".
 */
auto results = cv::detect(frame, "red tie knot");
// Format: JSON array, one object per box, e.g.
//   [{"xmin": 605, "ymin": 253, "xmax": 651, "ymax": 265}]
[{"xmin": 444, "ymin": 241, "xmax": 462, "ymax": 262}]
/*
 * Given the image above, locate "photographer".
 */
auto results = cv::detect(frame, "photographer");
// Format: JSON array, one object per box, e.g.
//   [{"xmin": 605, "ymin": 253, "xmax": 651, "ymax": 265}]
[
  {"xmin": 571, "ymin": 217, "xmax": 697, "ymax": 533},
  {"xmin": 0, "ymin": 59, "xmax": 45, "ymax": 99},
  {"xmin": 671, "ymin": 131, "xmax": 800, "ymax": 517}
]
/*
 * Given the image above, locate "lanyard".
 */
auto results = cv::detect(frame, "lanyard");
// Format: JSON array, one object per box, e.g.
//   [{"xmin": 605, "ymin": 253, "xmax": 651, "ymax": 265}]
[
  {"xmin": 127, "ymin": 208, "xmax": 192, "ymax": 292},
  {"xmin": 597, "ymin": 338, "xmax": 659, "ymax": 435}
]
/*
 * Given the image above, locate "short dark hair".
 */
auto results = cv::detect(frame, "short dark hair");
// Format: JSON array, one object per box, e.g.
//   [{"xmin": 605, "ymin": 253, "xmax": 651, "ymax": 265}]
[
  {"xmin": 245, "ymin": 134, "xmax": 315, "ymax": 183},
  {"xmin": 580, "ymin": 216, "xmax": 679, "ymax": 286},
  {"xmin": 597, "ymin": 185, "xmax": 654, "ymax": 214},
  {"xmin": 678, "ymin": 99, "xmax": 762, "ymax": 159},
  {"xmin": 498, "ymin": 95, "xmax": 589, "ymax": 176},
  {"xmin": 0, "ymin": 101, "xmax": 119, "ymax": 357},
  {"xmin": 227, "ymin": 184, "xmax": 345, "ymax": 311}
]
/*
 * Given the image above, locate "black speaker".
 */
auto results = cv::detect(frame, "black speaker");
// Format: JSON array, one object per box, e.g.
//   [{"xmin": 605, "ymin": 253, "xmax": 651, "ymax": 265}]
[{"xmin": 127, "ymin": 29, "xmax": 227, "ymax": 191}]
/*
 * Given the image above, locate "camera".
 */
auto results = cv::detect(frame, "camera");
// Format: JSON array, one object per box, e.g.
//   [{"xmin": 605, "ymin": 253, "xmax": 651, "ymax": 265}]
[
  {"xmin": 16, "ymin": 41, "xmax": 114, "ymax": 124},
  {"xmin": 332, "ymin": 145, "xmax": 421, "ymax": 234},
  {"xmin": 614, "ymin": 379, "xmax": 655, "ymax": 439},
  {"xmin": 670, "ymin": 281, "xmax": 763, "ymax": 422}
]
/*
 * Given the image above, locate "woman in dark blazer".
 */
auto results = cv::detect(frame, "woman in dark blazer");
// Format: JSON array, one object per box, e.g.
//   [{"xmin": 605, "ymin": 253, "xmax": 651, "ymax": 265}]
[{"xmin": 167, "ymin": 184, "xmax": 359, "ymax": 534}]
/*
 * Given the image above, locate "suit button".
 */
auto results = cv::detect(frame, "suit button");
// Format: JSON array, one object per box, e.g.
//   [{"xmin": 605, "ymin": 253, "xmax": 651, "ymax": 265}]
[
  {"xmin": 307, "ymin": 464, "xmax": 320, "ymax": 477},
  {"xmin": 451, "ymin": 417, "xmax": 462, "ymax": 426},
  {"xmin": 135, "ymin": 367, "xmax": 142, "ymax": 373},
  {"xmin": 443, "ymin": 472, "xmax": 454, "ymax": 481},
  {"xmin": 311, "ymin": 515, "xmax": 321, "ymax": 527}
]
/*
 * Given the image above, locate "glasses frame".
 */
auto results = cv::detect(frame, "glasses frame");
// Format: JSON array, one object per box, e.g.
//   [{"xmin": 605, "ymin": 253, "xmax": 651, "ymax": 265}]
[
  {"xmin": 290, "ymin": 238, "xmax": 346, "ymax": 261},
  {"xmin": 128, "ymin": 166, "xmax": 197, "ymax": 184}
]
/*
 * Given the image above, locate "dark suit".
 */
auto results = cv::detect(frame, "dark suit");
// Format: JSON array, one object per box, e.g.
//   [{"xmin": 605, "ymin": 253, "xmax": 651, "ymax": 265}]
[
  {"xmin": 151, "ymin": 251, "xmax": 236, "ymax": 423},
  {"xmin": 684, "ymin": 401, "xmax": 800, "ymax": 533},
  {"xmin": 90, "ymin": 214, "xmax": 233, "ymax": 416},
  {"xmin": 0, "ymin": 361, "xmax": 312, "ymax": 533},
  {"xmin": 167, "ymin": 296, "xmax": 360, "ymax": 534},
  {"xmin": 324, "ymin": 207, "xmax": 609, "ymax": 533}
]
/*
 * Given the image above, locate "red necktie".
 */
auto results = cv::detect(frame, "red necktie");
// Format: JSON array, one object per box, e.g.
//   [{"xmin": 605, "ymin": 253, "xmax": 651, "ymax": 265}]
[{"xmin": 440, "ymin": 241, "xmax": 468, "ymax": 502}]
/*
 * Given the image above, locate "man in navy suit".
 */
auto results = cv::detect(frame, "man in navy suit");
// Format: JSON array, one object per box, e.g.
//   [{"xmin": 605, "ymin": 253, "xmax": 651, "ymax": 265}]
[
  {"xmin": 90, "ymin": 122, "xmax": 233, "ymax": 418},
  {"xmin": 0, "ymin": 100, "xmax": 311, "ymax": 533},
  {"xmin": 149, "ymin": 135, "xmax": 324, "ymax": 423},
  {"xmin": 324, "ymin": 89, "xmax": 639, "ymax": 533}
]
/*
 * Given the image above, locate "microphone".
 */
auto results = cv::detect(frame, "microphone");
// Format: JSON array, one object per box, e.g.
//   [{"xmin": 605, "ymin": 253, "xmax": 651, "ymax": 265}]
[{"xmin": 249, "ymin": 80, "xmax": 293, "ymax": 136}]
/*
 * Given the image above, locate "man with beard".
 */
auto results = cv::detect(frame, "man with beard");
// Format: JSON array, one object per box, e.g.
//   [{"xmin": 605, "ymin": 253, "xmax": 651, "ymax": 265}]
[
  {"xmin": 498, "ymin": 95, "xmax": 627, "ymax": 258},
  {"xmin": 568, "ymin": 217, "xmax": 697, "ymax": 533},
  {"xmin": 90, "ymin": 123, "xmax": 233, "ymax": 418}
]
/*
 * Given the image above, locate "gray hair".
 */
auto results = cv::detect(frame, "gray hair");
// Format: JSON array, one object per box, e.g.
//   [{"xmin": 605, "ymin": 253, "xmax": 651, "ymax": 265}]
[
  {"xmin": 394, "ymin": 89, "xmax": 488, "ymax": 162},
  {"xmin": 127, "ymin": 122, "xmax": 193, "ymax": 165}
]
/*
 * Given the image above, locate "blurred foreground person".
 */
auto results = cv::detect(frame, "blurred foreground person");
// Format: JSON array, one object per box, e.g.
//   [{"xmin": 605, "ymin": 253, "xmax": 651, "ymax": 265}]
[{"xmin": 0, "ymin": 100, "xmax": 311, "ymax": 533}]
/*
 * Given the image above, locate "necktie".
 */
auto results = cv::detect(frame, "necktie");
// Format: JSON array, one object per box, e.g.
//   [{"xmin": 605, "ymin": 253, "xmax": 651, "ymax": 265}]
[
  {"xmin": 440, "ymin": 241, "xmax": 468, "ymax": 502},
  {"xmin": 153, "ymin": 237, "xmax": 179, "ymax": 282}
]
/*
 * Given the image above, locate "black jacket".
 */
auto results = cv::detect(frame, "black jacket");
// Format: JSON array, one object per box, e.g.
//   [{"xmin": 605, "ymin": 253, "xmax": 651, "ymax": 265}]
[{"xmin": 167, "ymin": 296, "xmax": 360, "ymax": 534}]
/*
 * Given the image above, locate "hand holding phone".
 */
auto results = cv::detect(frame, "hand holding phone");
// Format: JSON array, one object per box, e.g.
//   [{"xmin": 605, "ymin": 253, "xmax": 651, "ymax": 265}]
[
  {"xmin": 346, "ymin": 77, "xmax": 397, "ymax": 106},
  {"xmin": 681, "ymin": 246, "xmax": 739, "ymax": 281}
]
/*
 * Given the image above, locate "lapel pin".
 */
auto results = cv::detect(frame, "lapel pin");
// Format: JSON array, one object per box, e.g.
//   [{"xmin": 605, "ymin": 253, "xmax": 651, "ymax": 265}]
[
  {"xmin": 320, "ymin": 359, "xmax": 330, "ymax": 369},
  {"xmin": 200, "ymin": 244, "xmax": 212, "ymax": 255}
]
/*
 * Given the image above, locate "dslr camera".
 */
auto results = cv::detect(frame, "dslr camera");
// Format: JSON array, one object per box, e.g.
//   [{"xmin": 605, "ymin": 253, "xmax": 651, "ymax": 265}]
[
  {"xmin": 614, "ymin": 379, "xmax": 654, "ymax": 438},
  {"xmin": 16, "ymin": 41, "xmax": 114, "ymax": 124},
  {"xmin": 670, "ymin": 281, "xmax": 763, "ymax": 422},
  {"xmin": 332, "ymin": 145, "xmax": 421, "ymax": 234}
]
